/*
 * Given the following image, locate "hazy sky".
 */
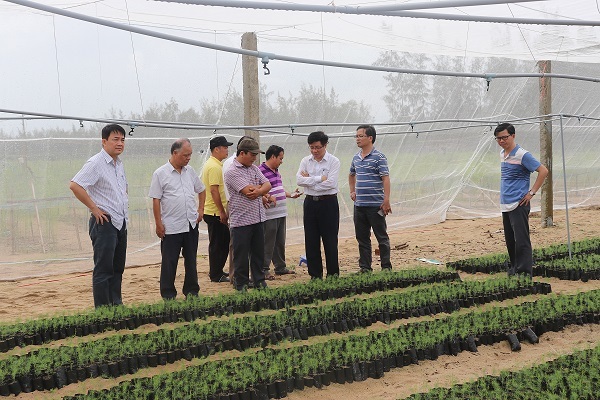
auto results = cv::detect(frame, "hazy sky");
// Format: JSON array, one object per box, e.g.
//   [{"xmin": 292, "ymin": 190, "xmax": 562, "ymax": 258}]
[{"xmin": 1, "ymin": 0, "xmax": 599, "ymax": 134}]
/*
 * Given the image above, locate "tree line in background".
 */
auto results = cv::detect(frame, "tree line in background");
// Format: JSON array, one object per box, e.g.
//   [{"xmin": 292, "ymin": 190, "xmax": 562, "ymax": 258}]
[
  {"xmin": 1, "ymin": 53, "xmax": 533, "ymax": 138},
  {"xmin": 375, "ymin": 52, "xmax": 533, "ymax": 121}
]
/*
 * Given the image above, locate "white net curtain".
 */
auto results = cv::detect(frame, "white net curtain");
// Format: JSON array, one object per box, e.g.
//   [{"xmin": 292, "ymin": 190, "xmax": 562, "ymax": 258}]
[{"xmin": 1, "ymin": 0, "xmax": 600, "ymax": 278}]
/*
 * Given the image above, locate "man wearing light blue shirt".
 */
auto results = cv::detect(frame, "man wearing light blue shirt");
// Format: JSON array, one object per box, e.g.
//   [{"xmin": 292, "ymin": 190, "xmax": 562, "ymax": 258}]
[
  {"xmin": 149, "ymin": 138, "xmax": 206, "ymax": 300},
  {"xmin": 70, "ymin": 124, "xmax": 128, "ymax": 308},
  {"xmin": 495, "ymin": 123, "xmax": 548, "ymax": 277}
]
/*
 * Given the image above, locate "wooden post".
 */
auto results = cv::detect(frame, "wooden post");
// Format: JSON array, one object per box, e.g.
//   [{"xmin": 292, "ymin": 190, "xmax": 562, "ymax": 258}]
[
  {"xmin": 538, "ymin": 60, "xmax": 553, "ymax": 227},
  {"xmin": 241, "ymin": 32, "xmax": 260, "ymax": 164}
]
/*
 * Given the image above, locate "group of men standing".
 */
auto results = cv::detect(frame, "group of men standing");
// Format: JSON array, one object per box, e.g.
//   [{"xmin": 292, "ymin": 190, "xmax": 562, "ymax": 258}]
[{"xmin": 70, "ymin": 122, "xmax": 546, "ymax": 308}]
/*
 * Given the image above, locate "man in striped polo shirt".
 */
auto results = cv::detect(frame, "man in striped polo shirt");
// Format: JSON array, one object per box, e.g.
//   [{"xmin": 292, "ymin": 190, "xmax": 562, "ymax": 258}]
[
  {"xmin": 495, "ymin": 123, "xmax": 548, "ymax": 277},
  {"xmin": 224, "ymin": 138, "xmax": 272, "ymax": 292},
  {"xmin": 349, "ymin": 125, "xmax": 392, "ymax": 273},
  {"xmin": 259, "ymin": 145, "xmax": 303, "ymax": 279}
]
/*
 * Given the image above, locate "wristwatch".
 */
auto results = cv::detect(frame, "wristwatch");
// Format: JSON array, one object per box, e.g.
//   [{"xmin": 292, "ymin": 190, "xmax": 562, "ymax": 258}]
[{"xmin": 528, "ymin": 190, "xmax": 535, "ymax": 196}]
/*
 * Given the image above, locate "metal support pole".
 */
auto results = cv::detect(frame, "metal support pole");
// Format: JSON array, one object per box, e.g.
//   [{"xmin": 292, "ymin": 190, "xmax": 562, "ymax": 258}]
[{"xmin": 558, "ymin": 115, "xmax": 572, "ymax": 258}]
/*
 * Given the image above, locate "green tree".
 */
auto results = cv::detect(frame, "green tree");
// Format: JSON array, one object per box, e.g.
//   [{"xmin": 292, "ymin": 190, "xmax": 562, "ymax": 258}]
[{"xmin": 375, "ymin": 51, "xmax": 431, "ymax": 120}]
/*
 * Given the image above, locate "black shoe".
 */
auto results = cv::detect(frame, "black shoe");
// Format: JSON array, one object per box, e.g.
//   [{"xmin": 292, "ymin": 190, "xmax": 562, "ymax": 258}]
[
  {"xmin": 275, "ymin": 268, "xmax": 296, "ymax": 275},
  {"xmin": 356, "ymin": 268, "xmax": 372, "ymax": 274},
  {"xmin": 254, "ymin": 280, "xmax": 268, "ymax": 289},
  {"xmin": 211, "ymin": 275, "xmax": 230, "ymax": 283}
]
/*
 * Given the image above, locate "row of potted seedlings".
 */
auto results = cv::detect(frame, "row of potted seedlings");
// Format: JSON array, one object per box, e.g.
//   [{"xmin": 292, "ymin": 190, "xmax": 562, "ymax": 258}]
[
  {"xmin": 61, "ymin": 288, "xmax": 600, "ymax": 400},
  {"xmin": 0, "ymin": 276, "xmax": 547, "ymax": 396},
  {"xmin": 447, "ymin": 237, "xmax": 600, "ymax": 275},
  {"xmin": 535, "ymin": 253, "xmax": 600, "ymax": 281},
  {"xmin": 407, "ymin": 340, "xmax": 600, "ymax": 399},
  {"xmin": 0, "ymin": 268, "xmax": 460, "ymax": 353}
]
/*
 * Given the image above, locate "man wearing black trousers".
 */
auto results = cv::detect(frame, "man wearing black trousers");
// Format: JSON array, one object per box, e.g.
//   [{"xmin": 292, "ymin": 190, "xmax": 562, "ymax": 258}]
[
  {"xmin": 296, "ymin": 131, "xmax": 341, "ymax": 279},
  {"xmin": 201, "ymin": 136, "xmax": 234, "ymax": 283},
  {"xmin": 149, "ymin": 138, "xmax": 206, "ymax": 299},
  {"xmin": 495, "ymin": 123, "xmax": 548, "ymax": 277},
  {"xmin": 70, "ymin": 124, "xmax": 129, "ymax": 308}
]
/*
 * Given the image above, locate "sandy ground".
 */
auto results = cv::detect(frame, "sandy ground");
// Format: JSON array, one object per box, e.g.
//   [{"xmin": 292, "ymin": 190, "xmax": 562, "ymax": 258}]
[{"xmin": 2, "ymin": 206, "xmax": 600, "ymax": 399}]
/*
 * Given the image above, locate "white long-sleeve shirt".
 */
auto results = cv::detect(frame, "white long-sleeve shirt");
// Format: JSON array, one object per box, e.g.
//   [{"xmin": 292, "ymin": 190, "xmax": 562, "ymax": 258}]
[{"xmin": 296, "ymin": 151, "xmax": 340, "ymax": 196}]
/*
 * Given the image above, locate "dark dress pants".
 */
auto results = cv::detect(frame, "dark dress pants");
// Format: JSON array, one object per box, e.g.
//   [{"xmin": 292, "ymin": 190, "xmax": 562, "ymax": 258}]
[
  {"xmin": 303, "ymin": 196, "xmax": 339, "ymax": 279},
  {"xmin": 203, "ymin": 214, "xmax": 230, "ymax": 281},
  {"xmin": 89, "ymin": 216, "xmax": 127, "ymax": 308},
  {"xmin": 232, "ymin": 222, "xmax": 266, "ymax": 290},
  {"xmin": 160, "ymin": 223, "xmax": 200, "ymax": 299},
  {"xmin": 502, "ymin": 203, "xmax": 533, "ymax": 277},
  {"xmin": 354, "ymin": 206, "xmax": 391, "ymax": 271}
]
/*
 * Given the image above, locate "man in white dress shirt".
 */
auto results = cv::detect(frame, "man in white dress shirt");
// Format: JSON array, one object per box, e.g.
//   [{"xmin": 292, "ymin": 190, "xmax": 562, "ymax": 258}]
[
  {"xmin": 149, "ymin": 138, "xmax": 206, "ymax": 300},
  {"xmin": 296, "ymin": 131, "xmax": 341, "ymax": 279},
  {"xmin": 70, "ymin": 124, "xmax": 129, "ymax": 308}
]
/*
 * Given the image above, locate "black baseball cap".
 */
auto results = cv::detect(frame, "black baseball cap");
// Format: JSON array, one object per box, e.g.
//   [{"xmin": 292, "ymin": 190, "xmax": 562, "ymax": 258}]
[{"xmin": 209, "ymin": 136, "xmax": 234, "ymax": 150}]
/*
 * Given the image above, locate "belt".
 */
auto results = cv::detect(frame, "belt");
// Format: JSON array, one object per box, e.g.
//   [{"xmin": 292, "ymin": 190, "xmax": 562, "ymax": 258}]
[{"xmin": 306, "ymin": 194, "xmax": 337, "ymax": 201}]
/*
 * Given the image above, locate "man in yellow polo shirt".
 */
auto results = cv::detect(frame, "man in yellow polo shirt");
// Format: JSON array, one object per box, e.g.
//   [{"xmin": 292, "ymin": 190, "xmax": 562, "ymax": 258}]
[{"xmin": 202, "ymin": 136, "xmax": 233, "ymax": 283}]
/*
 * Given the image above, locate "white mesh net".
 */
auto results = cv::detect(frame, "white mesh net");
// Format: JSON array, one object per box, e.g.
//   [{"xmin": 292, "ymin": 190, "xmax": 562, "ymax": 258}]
[{"xmin": 1, "ymin": 0, "xmax": 600, "ymax": 279}]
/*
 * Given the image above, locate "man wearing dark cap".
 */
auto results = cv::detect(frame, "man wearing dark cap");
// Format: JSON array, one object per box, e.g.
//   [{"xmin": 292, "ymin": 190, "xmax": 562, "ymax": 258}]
[
  {"xmin": 202, "ymin": 136, "xmax": 234, "ymax": 283},
  {"xmin": 224, "ymin": 138, "xmax": 272, "ymax": 291}
]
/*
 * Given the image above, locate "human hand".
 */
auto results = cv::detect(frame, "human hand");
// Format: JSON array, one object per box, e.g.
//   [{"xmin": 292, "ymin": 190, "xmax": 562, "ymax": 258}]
[
  {"xmin": 91, "ymin": 207, "xmax": 109, "ymax": 225},
  {"xmin": 380, "ymin": 200, "xmax": 392, "ymax": 216},
  {"xmin": 290, "ymin": 188, "xmax": 303, "ymax": 199},
  {"xmin": 321, "ymin": 175, "xmax": 328, "ymax": 182},
  {"xmin": 155, "ymin": 221, "xmax": 166, "ymax": 239},
  {"xmin": 300, "ymin": 170, "xmax": 310, "ymax": 177},
  {"xmin": 519, "ymin": 192, "xmax": 534, "ymax": 206},
  {"xmin": 350, "ymin": 191, "xmax": 356, "ymax": 201},
  {"xmin": 245, "ymin": 186, "xmax": 262, "ymax": 200},
  {"xmin": 219, "ymin": 212, "xmax": 228, "ymax": 224}
]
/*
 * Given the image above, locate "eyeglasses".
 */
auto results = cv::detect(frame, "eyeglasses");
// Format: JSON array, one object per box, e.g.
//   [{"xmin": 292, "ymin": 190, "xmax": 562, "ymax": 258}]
[
  {"xmin": 354, "ymin": 135, "xmax": 367, "ymax": 139},
  {"xmin": 494, "ymin": 134, "xmax": 513, "ymax": 141},
  {"xmin": 309, "ymin": 145, "xmax": 324, "ymax": 151}
]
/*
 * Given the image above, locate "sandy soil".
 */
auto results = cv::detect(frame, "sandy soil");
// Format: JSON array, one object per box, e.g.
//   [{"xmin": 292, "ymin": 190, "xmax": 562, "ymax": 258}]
[{"xmin": 2, "ymin": 206, "xmax": 600, "ymax": 399}]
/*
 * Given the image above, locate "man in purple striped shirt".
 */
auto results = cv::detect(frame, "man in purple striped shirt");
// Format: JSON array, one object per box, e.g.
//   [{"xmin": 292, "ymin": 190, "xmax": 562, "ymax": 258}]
[
  {"xmin": 70, "ymin": 124, "xmax": 128, "ymax": 308},
  {"xmin": 224, "ymin": 138, "xmax": 272, "ymax": 292},
  {"xmin": 259, "ymin": 145, "xmax": 302, "ymax": 279}
]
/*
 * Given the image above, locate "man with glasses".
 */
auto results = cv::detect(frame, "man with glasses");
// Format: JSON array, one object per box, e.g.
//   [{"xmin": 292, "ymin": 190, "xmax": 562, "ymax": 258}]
[
  {"xmin": 494, "ymin": 123, "xmax": 548, "ymax": 277},
  {"xmin": 349, "ymin": 125, "xmax": 392, "ymax": 273},
  {"xmin": 296, "ymin": 131, "xmax": 341, "ymax": 279}
]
